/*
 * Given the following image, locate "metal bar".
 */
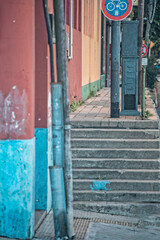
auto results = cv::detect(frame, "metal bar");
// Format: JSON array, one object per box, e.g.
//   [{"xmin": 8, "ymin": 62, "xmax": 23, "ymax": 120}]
[
  {"xmin": 105, "ymin": 20, "xmax": 111, "ymax": 87},
  {"xmin": 111, "ymin": 21, "xmax": 120, "ymax": 118},
  {"xmin": 137, "ymin": 0, "xmax": 145, "ymax": 104},
  {"xmin": 43, "ymin": 0, "xmax": 55, "ymax": 83},
  {"xmin": 49, "ymin": 166, "xmax": 67, "ymax": 238},
  {"xmin": 68, "ymin": 0, "xmax": 73, "ymax": 60},
  {"xmin": 53, "ymin": 0, "xmax": 74, "ymax": 238},
  {"xmin": 142, "ymin": 67, "xmax": 146, "ymax": 119},
  {"xmin": 52, "ymin": 83, "xmax": 64, "ymax": 167}
]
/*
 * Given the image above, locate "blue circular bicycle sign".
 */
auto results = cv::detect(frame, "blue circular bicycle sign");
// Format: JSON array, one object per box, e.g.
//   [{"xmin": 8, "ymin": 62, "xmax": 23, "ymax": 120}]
[{"xmin": 101, "ymin": 0, "xmax": 133, "ymax": 21}]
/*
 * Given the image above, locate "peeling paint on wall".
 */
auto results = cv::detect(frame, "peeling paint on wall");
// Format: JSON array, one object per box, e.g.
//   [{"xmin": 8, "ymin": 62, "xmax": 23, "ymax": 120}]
[
  {"xmin": 0, "ymin": 138, "xmax": 35, "ymax": 239},
  {"xmin": 48, "ymin": 91, "xmax": 52, "ymax": 127},
  {"xmin": 0, "ymin": 87, "xmax": 27, "ymax": 137},
  {"xmin": 90, "ymin": 180, "xmax": 112, "ymax": 191}
]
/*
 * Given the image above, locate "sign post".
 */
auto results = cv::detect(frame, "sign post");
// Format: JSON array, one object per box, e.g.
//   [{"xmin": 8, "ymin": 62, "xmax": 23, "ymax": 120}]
[
  {"xmin": 142, "ymin": 43, "xmax": 148, "ymax": 119},
  {"xmin": 142, "ymin": 43, "xmax": 147, "ymax": 57},
  {"xmin": 101, "ymin": 0, "xmax": 133, "ymax": 118}
]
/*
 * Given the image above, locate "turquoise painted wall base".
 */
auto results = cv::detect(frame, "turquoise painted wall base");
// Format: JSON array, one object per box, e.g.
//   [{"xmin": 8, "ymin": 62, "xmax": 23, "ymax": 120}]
[
  {"xmin": 0, "ymin": 138, "xmax": 35, "ymax": 239},
  {"xmin": 35, "ymin": 127, "xmax": 52, "ymax": 213},
  {"xmin": 82, "ymin": 74, "xmax": 105, "ymax": 101}
]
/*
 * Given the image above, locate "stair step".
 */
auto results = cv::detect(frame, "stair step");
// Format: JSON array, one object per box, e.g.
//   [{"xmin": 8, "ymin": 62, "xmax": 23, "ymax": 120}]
[
  {"xmin": 71, "ymin": 129, "xmax": 159, "ymax": 139},
  {"xmin": 71, "ymin": 139, "xmax": 159, "ymax": 149},
  {"xmin": 73, "ymin": 201, "xmax": 160, "ymax": 218},
  {"xmin": 72, "ymin": 148, "xmax": 159, "ymax": 159},
  {"xmin": 71, "ymin": 119, "xmax": 159, "ymax": 129},
  {"xmin": 73, "ymin": 190, "xmax": 160, "ymax": 202},
  {"xmin": 73, "ymin": 169, "xmax": 160, "ymax": 180},
  {"xmin": 72, "ymin": 158, "xmax": 160, "ymax": 169},
  {"xmin": 73, "ymin": 179, "xmax": 160, "ymax": 191}
]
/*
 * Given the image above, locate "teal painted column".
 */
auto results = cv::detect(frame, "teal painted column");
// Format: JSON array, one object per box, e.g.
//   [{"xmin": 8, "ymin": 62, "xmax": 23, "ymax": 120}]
[
  {"xmin": 35, "ymin": 127, "xmax": 52, "ymax": 212},
  {"xmin": 0, "ymin": 1, "xmax": 35, "ymax": 239},
  {"xmin": 35, "ymin": 0, "xmax": 53, "ymax": 213}
]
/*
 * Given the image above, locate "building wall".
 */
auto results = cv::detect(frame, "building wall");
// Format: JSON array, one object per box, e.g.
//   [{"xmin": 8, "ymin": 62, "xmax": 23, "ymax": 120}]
[
  {"xmin": 35, "ymin": 0, "xmax": 53, "ymax": 213},
  {"xmin": 64, "ymin": 0, "xmax": 82, "ymax": 103},
  {"xmin": 82, "ymin": 0, "xmax": 102, "ymax": 100},
  {"xmin": 0, "ymin": 1, "xmax": 35, "ymax": 239}
]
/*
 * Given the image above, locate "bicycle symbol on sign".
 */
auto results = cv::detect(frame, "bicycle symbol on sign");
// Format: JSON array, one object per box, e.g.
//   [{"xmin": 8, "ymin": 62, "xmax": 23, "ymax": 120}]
[{"xmin": 105, "ymin": 0, "xmax": 128, "ymax": 16}]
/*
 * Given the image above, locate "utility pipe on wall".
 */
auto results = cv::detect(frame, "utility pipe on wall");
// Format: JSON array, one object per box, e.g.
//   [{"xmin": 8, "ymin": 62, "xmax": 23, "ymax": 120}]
[
  {"xmin": 53, "ymin": 0, "xmax": 74, "ymax": 238},
  {"xmin": 49, "ymin": 166, "xmax": 67, "ymax": 238},
  {"xmin": 43, "ymin": 1, "xmax": 67, "ymax": 238},
  {"xmin": 43, "ymin": 0, "xmax": 55, "ymax": 83},
  {"xmin": 68, "ymin": 0, "xmax": 73, "ymax": 60}
]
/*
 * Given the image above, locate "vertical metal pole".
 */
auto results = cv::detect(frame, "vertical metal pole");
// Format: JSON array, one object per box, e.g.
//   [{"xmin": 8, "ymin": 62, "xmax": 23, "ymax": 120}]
[
  {"xmin": 142, "ymin": 67, "xmax": 146, "ymax": 119},
  {"xmin": 68, "ymin": 0, "xmax": 73, "ymax": 60},
  {"xmin": 49, "ymin": 167, "xmax": 67, "ymax": 238},
  {"xmin": 52, "ymin": 84, "xmax": 64, "ymax": 167},
  {"xmin": 43, "ymin": 0, "xmax": 55, "ymax": 83},
  {"xmin": 43, "ymin": 1, "xmax": 67, "ymax": 238},
  {"xmin": 53, "ymin": 0, "xmax": 74, "ymax": 238},
  {"xmin": 138, "ymin": 0, "xmax": 145, "ymax": 104},
  {"xmin": 111, "ymin": 21, "xmax": 120, "ymax": 118},
  {"xmin": 50, "ymin": 83, "xmax": 67, "ymax": 239},
  {"xmin": 105, "ymin": 21, "xmax": 110, "ymax": 87}
]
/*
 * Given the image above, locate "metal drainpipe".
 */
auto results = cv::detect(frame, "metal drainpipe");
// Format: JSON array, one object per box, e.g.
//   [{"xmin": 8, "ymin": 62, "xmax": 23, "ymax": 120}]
[
  {"xmin": 68, "ymin": 0, "xmax": 73, "ymax": 60},
  {"xmin": 43, "ymin": 1, "xmax": 67, "ymax": 238},
  {"xmin": 53, "ymin": 0, "xmax": 75, "ymax": 238},
  {"xmin": 43, "ymin": 0, "xmax": 54, "ymax": 83}
]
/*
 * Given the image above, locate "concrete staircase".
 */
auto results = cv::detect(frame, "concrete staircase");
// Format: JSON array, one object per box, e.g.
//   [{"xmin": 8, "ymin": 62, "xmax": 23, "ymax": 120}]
[{"xmin": 71, "ymin": 120, "xmax": 160, "ymax": 219}]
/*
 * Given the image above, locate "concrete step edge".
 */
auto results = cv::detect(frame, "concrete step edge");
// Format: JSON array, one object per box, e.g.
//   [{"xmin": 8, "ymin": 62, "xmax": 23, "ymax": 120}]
[
  {"xmin": 73, "ymin": 201, "xmax": 160, "ymax": 205},
  {"xmin": 71, "ymin": 138, "xmax": 160, "ymax": 142},
  {"xmin": 73, "ymin": 169, "xmax": 160, "ymax": 172},
  {"xmin": 72, "ymin": 148, "xmax": 160, "ymax": 151},
  {"xmin": 72, "ymin": 158, "xmax": 160, "ymax": 161},
  {"xmin": 73, "ymin": 179, "xmax": 160, "ymax": 183},
  {"xmin": 71, "ymin": 120, "xmax": 159, "ymax": 129},
  {"xmin": 73, "ymin": 190, "xmax": 160, "ymax": 194}
]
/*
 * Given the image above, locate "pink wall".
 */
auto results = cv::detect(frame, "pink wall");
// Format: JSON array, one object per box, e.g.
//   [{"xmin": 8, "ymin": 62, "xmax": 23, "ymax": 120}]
[
  {"xmin": 35, "ymin": 0, "xmax": 48, "ymax": 128},
  {"xmin": 35, "ymin": 0, "xmax": 57, "ymax": 128},
  {"xmin": 35, "ymin": 0, "xmax": 82, "ymax": 129},
  {"xmin": 0, "ymin": 0, "xmax": 35, "ymax": 139},
  {"xmin": 65, "ymin": 0, "xmax": 82, "ymax": 103},
  {"xmin": 67, "ymin": 28, "xmax": 82, "ymax": 103}
]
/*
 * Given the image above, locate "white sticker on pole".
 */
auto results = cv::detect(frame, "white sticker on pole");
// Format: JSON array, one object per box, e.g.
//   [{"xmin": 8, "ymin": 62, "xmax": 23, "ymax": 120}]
[{"xmin": 142, "ymin": 58, "xmax": 148, "ymax": 66}]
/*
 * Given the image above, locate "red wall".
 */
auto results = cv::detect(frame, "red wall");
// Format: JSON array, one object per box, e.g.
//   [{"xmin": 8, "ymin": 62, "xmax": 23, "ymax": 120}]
[
  {"xmin": 66, "ymin": 27, "xmax": 82, "ymax": 103},
  {"xmin": 35, "ymin": 0, "xmax": 57, "ymax": 128},
  {"xmin": 35, "ymin": 0, "xmax": 82, "ymax": 130},
  {"xmin": 65, "ymin": 0, "xmax": 82, "ymax": 103},
  {"xmin": 0, "ymin": 0, "xmax": 35, "ymax": 139}
]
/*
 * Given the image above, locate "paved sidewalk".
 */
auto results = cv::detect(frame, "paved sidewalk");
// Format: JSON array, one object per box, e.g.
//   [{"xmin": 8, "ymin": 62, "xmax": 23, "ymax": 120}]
[
  {"xmin": 85, "ymin": 222, "xmax": 160, "ymax": 240},
  {"xmin": 2, "ymin": 210, "xmax": 160, "ymax": 240},
  {"xmin": 33, "ymin": 210, "xmax": 160, "ymax": 240},
  {"xmin": 70, "ymin": 87, "xmax": 158, "ymax": 121}
]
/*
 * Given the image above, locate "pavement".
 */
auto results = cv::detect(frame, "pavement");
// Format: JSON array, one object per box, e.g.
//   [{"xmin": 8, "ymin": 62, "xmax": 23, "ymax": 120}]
[
  {"xmin": 1, "ymin": 87, "xmax": 159, "ymax": 240},
  {"xmin": 70, "ymin": 87, "xmax": 158, "ymax": 121},
  {"xmin": 2, "ymin": 210, "xmax": 160, "ymax": 240},
  {"xmin": 34, "ymin": 210, "xmax": 160, "ymax": 240},
  {"xmin": 85, "ymin": 222, "xmax": 160, "ymax": 240}
]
